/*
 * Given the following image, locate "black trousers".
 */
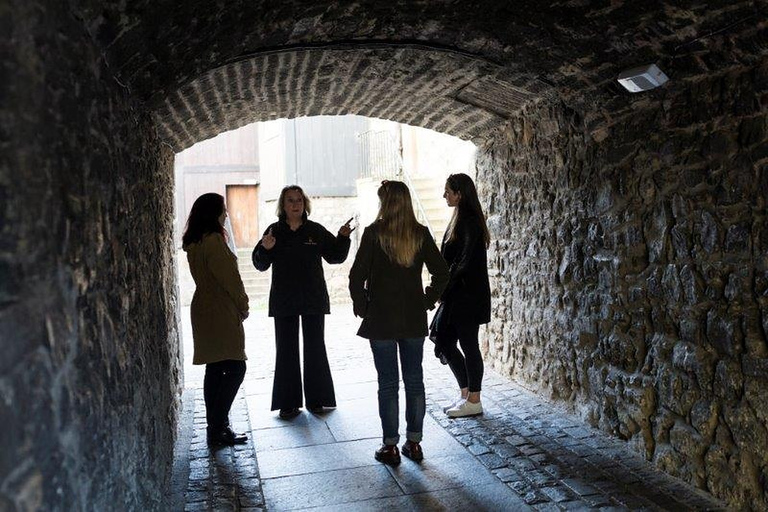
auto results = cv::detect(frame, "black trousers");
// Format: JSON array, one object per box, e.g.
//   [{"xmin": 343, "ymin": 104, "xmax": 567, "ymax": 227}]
[
  {"xmin": 444, "ymin": 323, "xmax": 484, "ymax": 392},
  {"xmin": 272, "ymin": 314, "xmax": 336, "ymax": 410},
  {"xmin": 204, "ymin": 359, "xmax": 246, "ymax": 431}
]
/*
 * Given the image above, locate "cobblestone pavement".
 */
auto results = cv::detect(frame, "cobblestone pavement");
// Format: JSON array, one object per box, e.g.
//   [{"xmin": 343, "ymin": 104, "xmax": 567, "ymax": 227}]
[{"xmin": 175, "ymin": 304, "xmax": 725, "ymax": 511}]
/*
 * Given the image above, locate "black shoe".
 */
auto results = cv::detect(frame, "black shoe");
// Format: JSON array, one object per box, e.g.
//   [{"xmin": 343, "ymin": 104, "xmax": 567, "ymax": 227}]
[
  {"xmin": 279, "ymin": 408, "xmax": 301, "ymax": 419},
  {"xmin": 308, "ymin": 405, "xmax": 324, "ymax": 414},
  {"xmin": 207, "ymin": 426, "xmax": 248, "ymax": 446}
]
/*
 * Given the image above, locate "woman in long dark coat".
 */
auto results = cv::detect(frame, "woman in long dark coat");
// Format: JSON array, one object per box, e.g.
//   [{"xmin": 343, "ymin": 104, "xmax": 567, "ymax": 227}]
[
  {"xmin": 433, "ymin": 173, "xmax": 491, "ymax": 418},
  {"xmin": 349, "ymin": 180, "xmax": 449, "ymax": 465},
  {"xmin": 252, "ymin": 185, "xmax": 352, "ymax": 419}
]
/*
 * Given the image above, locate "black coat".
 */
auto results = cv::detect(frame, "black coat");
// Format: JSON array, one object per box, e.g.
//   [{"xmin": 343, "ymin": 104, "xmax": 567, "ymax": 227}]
[
  {"xmin": 252, "ymin": 219, "xmax": 350, "ymax": 317},
  {"xmin": 440, "ymin": 215, "xmax": 491, "ymax": 325},
  {"xmin": 349, "ymin": 222, "xmax": 449, "ymax": 340}
]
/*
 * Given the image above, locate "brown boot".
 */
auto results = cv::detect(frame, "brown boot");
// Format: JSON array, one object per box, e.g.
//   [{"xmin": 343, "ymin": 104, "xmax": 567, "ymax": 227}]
[
  {"xmin": 401, "ymin": 440, "xmax": 424, "ymax": 462},
  {"xmin": 374, "ymin": 444, "xmax": 401, "ymax": 465}
]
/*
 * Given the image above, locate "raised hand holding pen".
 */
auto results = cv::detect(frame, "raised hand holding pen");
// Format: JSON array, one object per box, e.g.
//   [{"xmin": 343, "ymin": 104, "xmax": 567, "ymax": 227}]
[
  {"xmin": 338, "ymin": 217, "xmax": 355, "ymax": 237},
  {"xmin": 262, "ymin": 227, "xmax": 276, "ymax": 250}
]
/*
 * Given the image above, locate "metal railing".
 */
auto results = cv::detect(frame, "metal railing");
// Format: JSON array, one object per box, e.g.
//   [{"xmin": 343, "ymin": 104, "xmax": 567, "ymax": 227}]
[
  {"xmin": 401, "ymin": 166, "xmax": 434, "ymax": 239},
  {"xmin": 356, "ymin": 129, "xmax": 435, "ymax": 238},
  {"xmin": 357, "ymin": 130, "xmax": 401, "ymax": 180}
]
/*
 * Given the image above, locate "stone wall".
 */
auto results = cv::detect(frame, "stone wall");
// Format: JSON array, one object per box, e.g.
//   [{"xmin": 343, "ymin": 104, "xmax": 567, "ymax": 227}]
[
  {"xmin": 477, "ymin": 60, "xmax": 768, "ymax": 508},
  {"xmin": 1, "ymin": 1, "xmax": 179, "ymax": 510},
  {"xmin": 4, "ymin": 1, "xmax": 766, "ymax": 509}
]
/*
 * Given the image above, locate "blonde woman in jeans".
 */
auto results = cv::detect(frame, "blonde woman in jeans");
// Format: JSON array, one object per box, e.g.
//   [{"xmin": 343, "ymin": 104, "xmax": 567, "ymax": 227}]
[{"xmin": 349, "ymin": 180, "xmax": 449, "ymax": 465}]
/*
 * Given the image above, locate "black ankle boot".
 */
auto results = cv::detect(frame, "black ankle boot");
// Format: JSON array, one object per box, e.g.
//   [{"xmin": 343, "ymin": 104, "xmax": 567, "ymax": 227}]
[{"xmin": 207, "ymin": 426, "xmax": 248, "ymax": 446}]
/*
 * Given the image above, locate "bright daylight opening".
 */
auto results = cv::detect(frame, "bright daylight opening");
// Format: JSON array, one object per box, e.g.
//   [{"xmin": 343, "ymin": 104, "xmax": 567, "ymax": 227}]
[{"xmin": 173, "ymin": 115, "xmax": 476, "ymax": 389}]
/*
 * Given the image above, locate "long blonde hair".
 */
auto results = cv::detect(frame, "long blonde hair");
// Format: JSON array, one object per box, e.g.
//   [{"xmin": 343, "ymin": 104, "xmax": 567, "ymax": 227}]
[{"xmin": 376, "ymin": 180, "xmax": 423, "ymax": 266}]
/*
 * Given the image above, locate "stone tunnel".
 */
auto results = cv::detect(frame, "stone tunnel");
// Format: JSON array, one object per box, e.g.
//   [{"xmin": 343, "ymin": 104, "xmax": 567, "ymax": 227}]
[{"xmin": 3, "ymin": 0, "xmax": 767, "ymax": 510}]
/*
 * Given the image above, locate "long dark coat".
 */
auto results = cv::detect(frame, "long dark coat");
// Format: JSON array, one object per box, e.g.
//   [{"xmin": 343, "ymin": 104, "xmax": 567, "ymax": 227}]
[
  {"xmin": 252, "ymin": 219, "xmax": 350, "ymax": 317},
  {"xmin": 349, "ymin": 221, "xmax": 449, "ymax": 340}
]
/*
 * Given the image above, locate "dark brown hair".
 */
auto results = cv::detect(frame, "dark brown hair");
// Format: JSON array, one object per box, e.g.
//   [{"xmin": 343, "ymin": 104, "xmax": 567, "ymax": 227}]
[
  {"xmin": 445, "ymin": 173, "xmax": 490, "ymax": 248},
  {"xmin": 182, "ymin": 193, "xmax": 226, "ymax": 246}
]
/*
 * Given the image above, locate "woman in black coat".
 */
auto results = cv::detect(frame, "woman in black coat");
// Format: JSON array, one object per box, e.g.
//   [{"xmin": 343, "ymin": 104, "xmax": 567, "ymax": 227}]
[
  {"xmin": 433, "ymin": 173, "xmax": 491, "ymax": 418},
  {"xmin": 252, "ymin": 185, "xmax": 353, "ymax": 419},
  {"xmin": 349, "ymin": 180, "xmax": 449, "ymax": 465}
]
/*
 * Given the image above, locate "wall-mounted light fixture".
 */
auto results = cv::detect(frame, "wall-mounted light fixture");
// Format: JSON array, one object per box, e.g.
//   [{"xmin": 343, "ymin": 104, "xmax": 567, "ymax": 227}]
[{"xmin": 617, "ymin": 64, "xmax": 669, "ymax": 93}]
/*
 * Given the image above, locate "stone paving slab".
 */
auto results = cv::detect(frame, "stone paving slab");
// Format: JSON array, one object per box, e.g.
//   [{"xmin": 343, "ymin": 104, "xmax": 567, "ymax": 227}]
[
  {"xmin": 306, "ymin": 482, "xmax": 534, "ymax": 511},
  {"xmin": 176, "ymin": 305, "xmax": 726, "ymax": 511},
  {"xmin": 386, "ymin": 451, "xmax": 500, "ymax": 493},
  {"xmin": 263, "ymin": 465, "xmax": 402, "ymax": 510},
  {"xmin": 251, "ymin": 417, "xmax": 337, "ymax": 452},
  {"xmin": 256, "ymin": 438, "xmax": 380, "ymax": 479}
]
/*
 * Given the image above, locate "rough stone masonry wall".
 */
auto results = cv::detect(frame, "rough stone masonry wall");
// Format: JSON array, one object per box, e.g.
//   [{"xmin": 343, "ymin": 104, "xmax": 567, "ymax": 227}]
[
  {"xmin": 1, "ymin": 1, "xmax": 179, "ymax": 510},
  {"xmin": 477, "ymin": 60, "xmax": 768, "ymax": 508}
]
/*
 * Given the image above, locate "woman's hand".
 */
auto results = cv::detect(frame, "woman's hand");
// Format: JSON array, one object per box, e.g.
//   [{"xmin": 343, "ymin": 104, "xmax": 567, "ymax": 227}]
[
  {"xmin": 262, "ymin": 228, "xmax": 276, "ymax": 250},
  {"xmin": 352, "ymin": 301, "xmax": 367, "ymax": 318},
  {"xmin": 338, "ymin": 217, "xmax": 355, "ymax": 237}
]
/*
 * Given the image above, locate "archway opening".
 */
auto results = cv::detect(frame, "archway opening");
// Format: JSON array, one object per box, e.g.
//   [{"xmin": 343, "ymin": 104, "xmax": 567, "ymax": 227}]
[
  {"xmin": 172, "ymin": 114, "xmax": 478, "ymax": 388},
  {"xmin": 6, "ymin": 2, "xmax": 766, "ymax": 509}
]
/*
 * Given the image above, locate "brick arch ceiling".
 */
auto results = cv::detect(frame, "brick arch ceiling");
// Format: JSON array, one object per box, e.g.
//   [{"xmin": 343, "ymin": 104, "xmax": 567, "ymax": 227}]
[
  {"xmin": 74, "ymin": 1, "xmax": 761, "ymax": 150},
  {"xmin": 154, "ymin": 45, "xmax": 552, "ymax": 151}
]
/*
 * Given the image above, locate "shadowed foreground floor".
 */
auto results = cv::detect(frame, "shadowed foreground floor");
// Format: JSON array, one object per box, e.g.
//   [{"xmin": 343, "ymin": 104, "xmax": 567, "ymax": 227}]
[{"xmin": 171, "ymin": 306, "xmax": 724, "ymax": 511}]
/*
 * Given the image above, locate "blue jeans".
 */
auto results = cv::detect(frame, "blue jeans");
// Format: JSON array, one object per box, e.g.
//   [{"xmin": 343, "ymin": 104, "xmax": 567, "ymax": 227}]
[{"xmin": 369, "ymin": 338, "xmax": 425, "ymax": 446}]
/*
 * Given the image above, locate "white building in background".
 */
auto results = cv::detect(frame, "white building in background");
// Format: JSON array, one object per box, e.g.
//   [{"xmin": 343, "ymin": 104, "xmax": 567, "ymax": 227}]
[
  {"xmin": 174, "ymin": 115, "xmax": 476, "ymax": 306},
  {"xmin": 258, "ymin": 115, "xmax": 476, "ymax": 243},
  {"xmin": 174, "ymin": 124, "xmax": 261, "ymax": 251},
  {"xmin": 256, "ymin": 114, "xmax": 476, "ymax": 304}
]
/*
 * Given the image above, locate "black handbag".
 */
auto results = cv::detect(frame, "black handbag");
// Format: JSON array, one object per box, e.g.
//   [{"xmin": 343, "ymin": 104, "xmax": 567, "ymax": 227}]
[{"xmin": 429, "ymin": 302, "xmax": 456, "ymax": 365}]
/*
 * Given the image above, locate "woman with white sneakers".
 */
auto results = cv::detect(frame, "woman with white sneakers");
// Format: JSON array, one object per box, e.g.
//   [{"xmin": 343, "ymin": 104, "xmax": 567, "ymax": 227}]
[{"xmin": 432, "ymin": 173, "xmax": 491, "ymax": 418}]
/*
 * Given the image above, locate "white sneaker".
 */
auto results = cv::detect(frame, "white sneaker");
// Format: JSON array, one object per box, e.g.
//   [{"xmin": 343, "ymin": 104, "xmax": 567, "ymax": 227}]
[
  {"xmin": 446, "ymin": 399, "xmax": 483, "ymax": 418},
  {"xmin": 442, "ymin": 397, "xmax": 466, "ymax": 413}
]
